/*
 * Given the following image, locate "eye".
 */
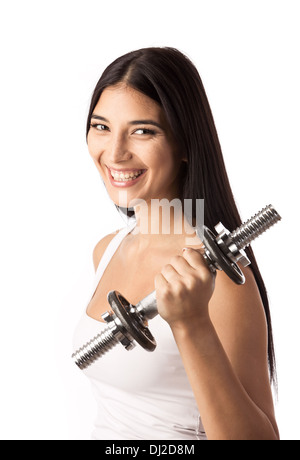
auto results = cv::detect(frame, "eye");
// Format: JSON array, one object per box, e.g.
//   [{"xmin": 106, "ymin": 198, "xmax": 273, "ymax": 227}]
[
  {"xmin": 90, "ymin": 123, "xmax": 109, "ymax": 132},
  {"xmin": 134, "ymin": 128, "xmax": 156, "ymax": 135}
]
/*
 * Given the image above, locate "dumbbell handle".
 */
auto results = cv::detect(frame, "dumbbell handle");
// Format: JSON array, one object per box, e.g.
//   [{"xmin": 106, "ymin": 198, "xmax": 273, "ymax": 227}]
[
  {"xmin": 135, "ymin": 290, "xmax": 158, "ymax": 320},
  {"xmin": 72, "ymin": 205, "xmax": 281, "ymax": 369}
]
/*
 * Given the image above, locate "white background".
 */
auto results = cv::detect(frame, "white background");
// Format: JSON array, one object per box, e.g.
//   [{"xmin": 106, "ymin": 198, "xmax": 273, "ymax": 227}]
[{"xmin": 0, "ymin": 0, "xmax": 299, "ymax": 440}]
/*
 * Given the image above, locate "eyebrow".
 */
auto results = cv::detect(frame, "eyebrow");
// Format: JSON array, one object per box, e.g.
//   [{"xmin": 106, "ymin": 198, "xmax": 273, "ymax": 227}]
[{"xmin": 91, "ymin": 114, "xmax": 164, "ymax": 130}]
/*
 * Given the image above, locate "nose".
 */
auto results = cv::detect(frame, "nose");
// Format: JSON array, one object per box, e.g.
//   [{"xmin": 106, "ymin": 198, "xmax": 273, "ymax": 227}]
[{"xmin": 107, "ymin": 132, "xmax": 132, "ymax": 163}]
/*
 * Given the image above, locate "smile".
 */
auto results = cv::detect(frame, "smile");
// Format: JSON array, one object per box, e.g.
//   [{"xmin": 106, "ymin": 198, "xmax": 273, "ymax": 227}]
[{"xmin": 107, "ymin": 167, "xmax": 147, "ymax": 187}]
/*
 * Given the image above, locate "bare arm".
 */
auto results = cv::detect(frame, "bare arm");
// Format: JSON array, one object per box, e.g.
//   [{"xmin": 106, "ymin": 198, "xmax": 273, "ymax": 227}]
[{"xmin": 155, "ymin": 248, "xmax": 279, "ymax": 440}]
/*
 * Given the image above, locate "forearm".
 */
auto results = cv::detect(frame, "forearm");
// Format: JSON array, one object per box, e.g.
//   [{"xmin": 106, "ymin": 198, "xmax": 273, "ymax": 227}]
[{"xmin": 171, "ymin": 318, "xmax": 279, "ymax": 440}]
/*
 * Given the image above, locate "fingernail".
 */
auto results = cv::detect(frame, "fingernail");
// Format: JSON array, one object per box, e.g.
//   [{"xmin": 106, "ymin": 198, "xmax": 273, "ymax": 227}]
[{"xmin": 182, "ymin": 247, "xmax": 189, "ymax": 252}]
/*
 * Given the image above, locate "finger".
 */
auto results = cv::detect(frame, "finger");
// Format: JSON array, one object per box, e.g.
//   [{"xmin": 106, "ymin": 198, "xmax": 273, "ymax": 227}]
[
  {"xmin": 182, "ymin": 245, "xmax": 205, "ymax": 255},
  {"xmin": 154, "ymin": 272, "xmax": 168, "ymax": 288},
  {"xmin": 168, "ymin": 254, "xmax": 194, "ymax": 276},
  {"xmin": 182, "ymin": 247, "xmax": 209, "ymax": 270},
  {"xmin": 160, "ymin": 263, "xmax": 181, "ymax": 282}
]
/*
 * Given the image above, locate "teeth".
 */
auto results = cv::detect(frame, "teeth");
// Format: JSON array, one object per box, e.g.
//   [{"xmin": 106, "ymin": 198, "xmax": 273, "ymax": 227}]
[{"xmin": 110, "ymin": 169, "xmax": 143, "ymax": 182}]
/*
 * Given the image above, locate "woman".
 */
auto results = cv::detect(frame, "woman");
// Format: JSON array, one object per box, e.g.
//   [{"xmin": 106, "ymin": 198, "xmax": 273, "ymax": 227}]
[{"xmin": 73, "ymin": 47, "xmax": 279, "ymax": 440}]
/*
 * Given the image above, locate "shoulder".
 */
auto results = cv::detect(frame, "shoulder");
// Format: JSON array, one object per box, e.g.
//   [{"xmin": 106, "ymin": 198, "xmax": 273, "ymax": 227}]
[{"xmin": 92, "ymin": 229, "xmax": 121, "ymax": 271}]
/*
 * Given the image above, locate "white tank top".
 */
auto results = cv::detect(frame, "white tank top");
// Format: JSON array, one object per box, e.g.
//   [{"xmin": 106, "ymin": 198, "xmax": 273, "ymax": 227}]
[{"xmin": 72, "ymin": 223, "xmax": 207, "ymax": 440}]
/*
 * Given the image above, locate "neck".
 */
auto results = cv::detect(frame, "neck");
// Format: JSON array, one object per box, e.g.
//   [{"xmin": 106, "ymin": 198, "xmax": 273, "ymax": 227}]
[{"xmin": 132, "ymin": 199, "xmax": 198, "ymax": 248}]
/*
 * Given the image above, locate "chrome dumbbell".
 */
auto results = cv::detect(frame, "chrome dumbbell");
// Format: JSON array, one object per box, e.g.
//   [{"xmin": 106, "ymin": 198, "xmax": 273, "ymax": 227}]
[{"xmin": 73, "ymin": 204, "xmax": 281, "ymax": 369}]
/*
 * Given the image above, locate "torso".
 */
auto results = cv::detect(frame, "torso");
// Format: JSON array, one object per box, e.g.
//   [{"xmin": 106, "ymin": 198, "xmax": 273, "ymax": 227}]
[
  {"xmin": 86, "ymin": 231, "xmax": 190, "ymax": 322},
  {"xmin": 74, "ymin": 225, "xmax": 206, "ymax": 440}
]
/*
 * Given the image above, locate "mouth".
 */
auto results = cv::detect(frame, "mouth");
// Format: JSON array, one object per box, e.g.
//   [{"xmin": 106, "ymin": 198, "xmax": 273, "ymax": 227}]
[{"xmin": 106, "ymin": 166, "xmax": 147, "ymax": 187}]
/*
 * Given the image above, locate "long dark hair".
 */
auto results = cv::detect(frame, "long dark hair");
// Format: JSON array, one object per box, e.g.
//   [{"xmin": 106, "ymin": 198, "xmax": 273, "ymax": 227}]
[{"xmin": 86, "ymin": 47, "xmax": 276, "ymax": 384}]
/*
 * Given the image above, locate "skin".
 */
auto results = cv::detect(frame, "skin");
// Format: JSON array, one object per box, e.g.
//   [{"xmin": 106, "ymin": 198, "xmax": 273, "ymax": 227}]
[{"xmin": 87, "ymin": 83, "xmax": 279, "ymax": 440}]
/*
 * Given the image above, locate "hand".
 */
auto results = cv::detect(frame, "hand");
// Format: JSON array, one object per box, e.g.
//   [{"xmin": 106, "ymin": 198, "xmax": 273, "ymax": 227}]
[{"xmin": 154, "ymin": 248, "xmax": 216, "ymax": 329}]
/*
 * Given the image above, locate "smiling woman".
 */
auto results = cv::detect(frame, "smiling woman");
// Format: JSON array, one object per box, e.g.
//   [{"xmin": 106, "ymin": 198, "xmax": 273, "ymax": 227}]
[
  {"xmin": 87, "ymin": 84, "xmax": 183, "ymax": 202},
  {"xmin": 72, "ymin": 47, "xmax": 279, "ymax": 440}
]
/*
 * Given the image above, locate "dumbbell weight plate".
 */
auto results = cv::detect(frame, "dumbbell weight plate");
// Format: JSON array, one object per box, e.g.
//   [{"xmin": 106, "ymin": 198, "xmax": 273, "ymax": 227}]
[
  {"xmin": 107, "ymin": 291, "xmax": 157, "ymax": 352},
  {"xmin": 201, "ymin": 227, "xmax": 245, "ymax": 285}
]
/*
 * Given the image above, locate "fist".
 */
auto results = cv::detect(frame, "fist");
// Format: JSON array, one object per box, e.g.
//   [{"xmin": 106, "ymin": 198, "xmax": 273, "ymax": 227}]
[{"xmin": 154, "ymin": 248, "xmax": 216, "ymax": 328}]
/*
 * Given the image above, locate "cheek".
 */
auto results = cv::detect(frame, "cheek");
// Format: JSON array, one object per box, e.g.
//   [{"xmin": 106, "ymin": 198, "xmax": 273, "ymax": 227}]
[
  {"xmin": 157, "ymin": 149, "xmax": 182, "ymax": 179},
  {"xmin": 87, "ymin": 141, "xmax": 105, "ymax": 179},
  {"xmin": 150, "ymin": 141, "xmax": 176, "ymax": 168},
  {"xmin": 87, "ymin": 132, "xmax": 100, "ymax": 161}
]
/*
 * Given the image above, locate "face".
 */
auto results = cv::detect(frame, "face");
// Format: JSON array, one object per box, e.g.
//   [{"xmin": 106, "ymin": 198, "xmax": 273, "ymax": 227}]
[{"xmin": 87, "ymin": 84, "xmax": 185, "ymax": 209}]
